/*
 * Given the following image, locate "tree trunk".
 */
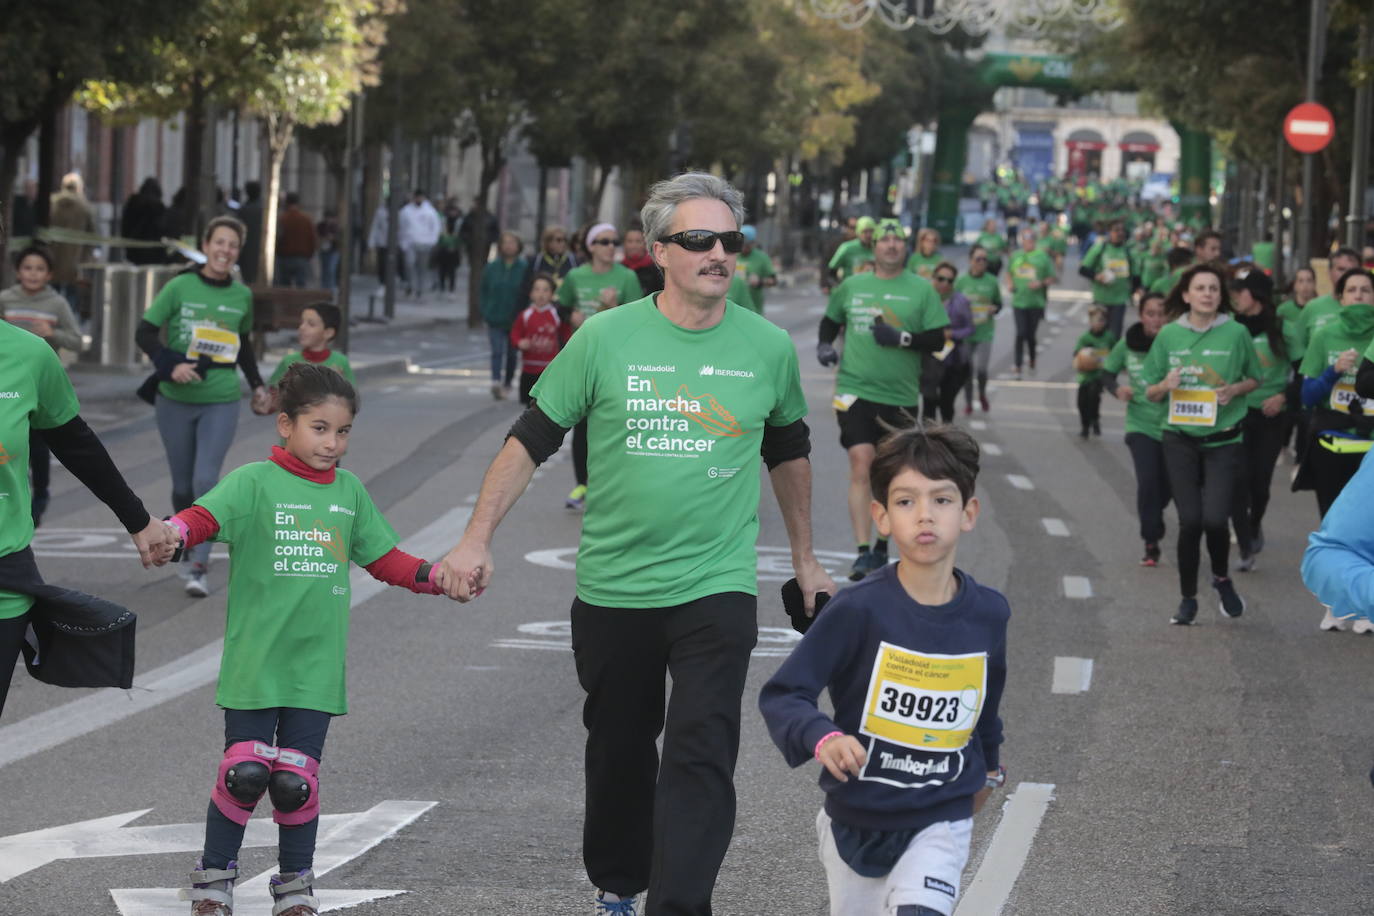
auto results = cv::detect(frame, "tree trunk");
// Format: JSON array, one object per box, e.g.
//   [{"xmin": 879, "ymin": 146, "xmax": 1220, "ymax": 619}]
[
  {"xmin": 36, "ymin": 103, "xmax": 57, "ymax": 228},
  {"xmin": 182, "ymin": 75, "xmax": 206, "ymax": 241},
  {"xmin": 0, "ymin": 138, "xmax": 22, "ymax": 285},
  {"xmin": 260, "ymin": 119, "xmax": 294, "ymax": 289},
  {"xmin": 535, "ymin": 165, "xmax": 548, "ymax": 241}
]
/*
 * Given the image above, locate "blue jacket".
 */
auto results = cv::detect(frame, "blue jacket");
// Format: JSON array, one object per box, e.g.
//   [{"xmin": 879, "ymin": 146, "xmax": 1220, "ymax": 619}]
[
  {"xmin": 1302, "ymin": 451, "xmax": 1374, "ymax": 620},
  {"xmin": 759, "ymin": 564, "xmax": 1008, "ymax": 832}
]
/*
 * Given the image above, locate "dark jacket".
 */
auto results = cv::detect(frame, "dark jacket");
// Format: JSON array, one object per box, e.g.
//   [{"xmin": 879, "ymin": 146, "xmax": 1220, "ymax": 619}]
[{"xmin": 0, "ymin": 547, "xmax": 137, "ymax": 690}]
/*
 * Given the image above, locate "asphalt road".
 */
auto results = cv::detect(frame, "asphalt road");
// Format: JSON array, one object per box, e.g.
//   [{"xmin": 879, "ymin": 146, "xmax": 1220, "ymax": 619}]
[{"xmin": 2, "ymin": 259, "xmax": 1372, "ymax": 916}]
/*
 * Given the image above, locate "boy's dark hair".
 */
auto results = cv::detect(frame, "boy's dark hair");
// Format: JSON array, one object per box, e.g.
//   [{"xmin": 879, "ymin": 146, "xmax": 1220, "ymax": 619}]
[
  {"xmin": 13, "ymin": 245, "xmax": 53, "ymax": 272},
  {"xmin": 278, "ymin": 362, "xmax": 357, "ymax": 419},
  {"xmin": 530, "ymin": 273, "xmax": 557, "ymax": 295},
  {"xmin": 870, "ymin": 422, "xmax": 980, "ymax": 506},
  {"xmin": 1194, "ymin": 229, "xmax": 1222, "ymax": 253},
  {"xmin": 304, "ymin": 302, "xmax": 342, "ymax": 334},
  {"xmin": 1165, "ymin": 246, "xmax": 1193, "ymax": 269}
]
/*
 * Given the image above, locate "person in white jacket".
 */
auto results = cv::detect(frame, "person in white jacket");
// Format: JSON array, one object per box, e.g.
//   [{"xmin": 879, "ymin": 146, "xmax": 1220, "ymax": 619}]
[
  {"xmin": 367, "ymin": 204, "xmax": 399, "ymax": 285},
  {"xmin": 398, "ymin": 190, "xmax": 441, "ymax": 299}
]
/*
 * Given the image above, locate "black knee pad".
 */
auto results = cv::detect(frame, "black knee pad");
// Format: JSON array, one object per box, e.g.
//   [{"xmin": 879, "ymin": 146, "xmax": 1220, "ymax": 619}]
[
  {"xmin": 268, "ymin": 768, "xmax": 312, "ymax": 813},
  {"xmin": 225, "ymin": 760, "xmax": 270, "ymax": 803}
]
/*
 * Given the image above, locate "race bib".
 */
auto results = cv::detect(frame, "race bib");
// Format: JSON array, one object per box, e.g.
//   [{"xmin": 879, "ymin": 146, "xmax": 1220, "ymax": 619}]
[
  {"xmin": 1105, "ymin": 256, "xmax": 1129, "ymax": 275},
  {"xmin": 1330, "ymin": 380, "xmax": 1362, "ymax": 414},
  {"xmin": 1168, "ymin": 387, "xmax": 1217, "ymax": 427},
  {"xmin": 833, "ymin": 393, "xmax": 859, "ymax": 412},
  {"xmin": 186, "ymin": 326, "xmax": 240, "ymax": 364},
  {"xmin": 1015, "ymin": 263, "xmax": 1037, "ymax": 281},
  {"xmin": 971, "ymin": 303, "xmax": 993, "ymax": 325},
  {"xmin": 860, "ymin": 643, "xmax": 986, "ymax": 752}
]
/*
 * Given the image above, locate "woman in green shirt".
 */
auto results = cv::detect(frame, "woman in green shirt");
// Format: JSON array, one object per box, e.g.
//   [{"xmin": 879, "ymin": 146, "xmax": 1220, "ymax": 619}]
[
  {"xmin": 1143, "ymin": 264, "xmax": 1260, "ymax": 625},
  {"xmin": 1226, "ymin": 270, "xmax": 1290, "ymax": 570},
  {"xmin": 976, "ymin": 218, "xmax": 1006, "ymax": 275},
  {"xmin": 136, "ymin": 216, "xmax": 269, "ymax": 598},
  {"xmin": 906, "ymin": 228, "xmax": 943, "ymax": 280}
]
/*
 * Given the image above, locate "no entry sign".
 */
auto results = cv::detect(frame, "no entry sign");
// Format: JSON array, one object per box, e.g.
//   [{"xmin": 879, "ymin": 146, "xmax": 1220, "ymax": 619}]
[{"xmin": 1284, "ymin": 102, "xmax": 1335, "ymax": 154}]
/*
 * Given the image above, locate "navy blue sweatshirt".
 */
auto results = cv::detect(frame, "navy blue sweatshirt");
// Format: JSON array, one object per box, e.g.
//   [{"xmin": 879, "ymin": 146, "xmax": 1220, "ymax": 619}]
[{"xmin": 759, "ymin": 564, "xmax": 1008, "ymax": 833}]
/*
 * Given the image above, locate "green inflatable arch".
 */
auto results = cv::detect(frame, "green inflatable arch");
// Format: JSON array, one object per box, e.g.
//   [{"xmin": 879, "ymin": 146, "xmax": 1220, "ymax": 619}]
[{"xmin": 925, "ymin": 53, "xmax": 1211, "ymax": 238}]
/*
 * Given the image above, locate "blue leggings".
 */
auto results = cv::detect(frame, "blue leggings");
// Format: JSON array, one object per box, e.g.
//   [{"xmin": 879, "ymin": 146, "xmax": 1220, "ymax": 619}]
[
  {"xmin": 202, "ymin": 707, "xmax": 332, "ymax": 873},
  {"xmin": 155, "ymin": 398, "xmax": 239, "ymax": 568}
]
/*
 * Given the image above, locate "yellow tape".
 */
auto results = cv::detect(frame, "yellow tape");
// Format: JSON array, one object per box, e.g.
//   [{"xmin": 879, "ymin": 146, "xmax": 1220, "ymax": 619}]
[{"xmin": 1318, "ymin": 435, "xmax": 1374, "ymax": 455}]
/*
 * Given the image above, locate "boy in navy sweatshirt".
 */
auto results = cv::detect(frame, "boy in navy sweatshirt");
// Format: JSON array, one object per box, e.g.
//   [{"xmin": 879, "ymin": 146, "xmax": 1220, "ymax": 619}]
[{"xmin": 759, "ymin": 423, "xmax": 1009, "ymax": 916}]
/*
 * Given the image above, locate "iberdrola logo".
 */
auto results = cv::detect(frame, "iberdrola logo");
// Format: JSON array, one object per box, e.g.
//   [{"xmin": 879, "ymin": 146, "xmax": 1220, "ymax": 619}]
[
  {"xmin": 0, "ymin": 442, "xmax": 9, "ymax": 466},
  {"xmin": 652, "ymin": 379, "xmax": 744, "ymax": 437}
]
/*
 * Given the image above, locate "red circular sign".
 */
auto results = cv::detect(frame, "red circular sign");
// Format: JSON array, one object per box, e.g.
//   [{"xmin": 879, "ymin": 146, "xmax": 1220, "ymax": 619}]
[{"xmin": 1284, "ymin": 102, "xmax": 1335, "ymax": 154}]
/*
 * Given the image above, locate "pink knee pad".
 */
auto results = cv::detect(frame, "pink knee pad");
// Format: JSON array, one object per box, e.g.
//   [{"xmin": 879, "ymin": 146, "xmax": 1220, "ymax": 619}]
[
  {"xmin": 269, "ymin": 748, "xmax": 320, "ymax": 826},
  {"xmin": 212, "ymin": 741, "xmax": 277, "ymax": 826}
]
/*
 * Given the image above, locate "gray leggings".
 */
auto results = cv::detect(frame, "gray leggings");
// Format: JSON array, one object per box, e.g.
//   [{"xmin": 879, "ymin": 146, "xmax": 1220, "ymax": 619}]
[
  {"xmin": 155, "ymin": 397, "xmax": 240, "ymax": 568},
  {"xmin": 962, "ymin": 339, "xmax": 994, "ymax": 405}
]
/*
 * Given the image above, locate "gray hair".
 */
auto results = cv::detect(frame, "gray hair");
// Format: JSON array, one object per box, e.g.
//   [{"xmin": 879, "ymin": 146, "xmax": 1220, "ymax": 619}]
[{"xmin": 640, "ymin": 172, "xmax": 745, "ymax": 249}]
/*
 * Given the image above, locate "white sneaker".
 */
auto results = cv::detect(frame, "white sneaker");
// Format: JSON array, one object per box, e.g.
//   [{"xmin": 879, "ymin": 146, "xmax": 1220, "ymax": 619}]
[
  {"xmin": 185, "ymin": 568, "xmax": 210, "ymax": 598},
  {"xmin": 1319, "ymin": 607, "xmax": 1352, "ymax": 631},
  {"xmin": 1353, "ymin": 617, "xmax": 1374, "ymax": 635}
]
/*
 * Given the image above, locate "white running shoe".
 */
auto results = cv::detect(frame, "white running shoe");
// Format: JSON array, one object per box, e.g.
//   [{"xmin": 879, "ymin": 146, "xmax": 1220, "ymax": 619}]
[
  {"xmin": 1319, "ymin": 607, "xmax": 1353, "ymax": 632},
  {"xmin": 1353, "ymin": 617, "xmax": 1374, "ymax": 635},
  {"xmin": 185, "ymin": 566, "xmax": 210, "ymax": 598}
]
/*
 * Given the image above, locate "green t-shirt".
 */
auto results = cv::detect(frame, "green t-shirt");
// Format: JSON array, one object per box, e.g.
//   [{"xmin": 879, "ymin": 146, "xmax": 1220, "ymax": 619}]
[
  {"xmin": 1300, "ymin": 305, "xmax": 1374, "ymax": 426},
  {"xmin": 268, "ymin": 349, "xmax": 357, "ymax": 389},
  {"xmin": 1103, "ymin": 335, "xmax": 1167, "ymax": 440},
  {"xmin": 529, "ymin": 296, "xmax": 808, "ymax": 608},
  {"xmin": 1009, "ymin": 249, "xmax": 1054, "ymax": 309},
  {"xmin": 825, "ymin": 271, "xmax": 950, "ymax": 407},
  {"xmin": 1037, "ymin": 232, "xmax": 1068, "ymax": 257},
  {"xmin": 197, "ymin": 461, "xmax": 399, "ymax": 714},
  {"xmin": 1073, "ymin": 328, "xmax": 1118, "ymax": 384},
  {"xmin": 1246, "ymin": 332, "xmax": 1289, "ymax": 409},
  {"xmin": 827, "ymin": 238, "xmax": 875, "ymax": 280},
  {"xmin": 1276, "ymin": 300, "xmax": 1305, "ymax": 363},
  {"xmin": 555, "ymin": 263, "xmax": 644, "ymax": 318},
  {"xmin": 1150, "ymin": 266, "xmax": 1185, "ymax": 297},
  {"xmin": 1082, "ymin": 240, "xmax": 1135, "ymax": 306},
  {"xmin": 142, "ymin": 271, "xmax": 255, "ymax": 404},
  {"xmin": 975, "ymin": 232, "xmax": 1006, "ymax": 262},
  {"xmin": 735, "ymin": 248, "xmax": 776, "ymax": 314},
  {"xmin": 955, "ymin": 272, "xmax": 1001, "ymax": 344},
  {"xmin": 1141, "ymin": 316, "xmax": 1262, "ymax": 444},
  {"xmin": 905, "ymin": 251, "xmax": 942, "ymax": 280},
  {"xmin": 0, "ymin": 322, "xmax": 81, "ymax": 618},
  {"xmin": 1293, "ymin": 294, "xmax": 1342, "ymax": 364},
  {"xmin": 1251, "ymin": 241, "xmax": 1275, "ymax": 270},
  {"xmin": 727, "ymin": 271, "xmax": 757, "ymax": 315}
]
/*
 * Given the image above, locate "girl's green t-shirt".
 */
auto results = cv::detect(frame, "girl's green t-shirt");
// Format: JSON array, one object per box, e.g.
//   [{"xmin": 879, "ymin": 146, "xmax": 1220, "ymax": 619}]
[
  {"xmin": 197, "ymin": 461, "xmax": 399, "ymax": 714},
  {"xmin": 955, "ymin": 273, "xmax": 1001, "ymax": 344},
  {"xmin": 906, "ymin": 251, "xmax": 942, "ymax": 281},
  {"xmin": 1141, "ymin": 316, "xmax": 1262, "ymax": 444},
  {"xmin": 142, "ymin": 271, "xmax": 255, "ymax": 405},
  {"xmin": 1073, "ymin": 329, "xmax": 1118, "ymax": 384},
  {"xmin": 1103, "ymin": 336, "xmax": 1166, "ymax": 440},
  {"xmin": 556, "ymin": 263, "xmax": 644, "ymax": 317},
  {"xmin": 269, "ymin": 349, "xmax": 357, "ymax": 388}
]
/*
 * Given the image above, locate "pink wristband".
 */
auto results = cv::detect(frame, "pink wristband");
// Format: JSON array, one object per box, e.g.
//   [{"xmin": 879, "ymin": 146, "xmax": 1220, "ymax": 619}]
[
  {"xmin": 425, "ymin": 563, "xmax": 443, "ymax": 595},
  {"xmin": 814, "ymin": 730, "xmax": 844, "ymax": 760},
  {"xmin": 167, "ymin": 517, "xmax": 189, "ymax": 541}
]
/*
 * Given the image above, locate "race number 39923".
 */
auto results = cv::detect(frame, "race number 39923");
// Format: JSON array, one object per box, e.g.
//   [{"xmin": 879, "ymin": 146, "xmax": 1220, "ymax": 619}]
[{"xmin": 876, "ymin": 682, "xmax": 963, "ymax": 728}]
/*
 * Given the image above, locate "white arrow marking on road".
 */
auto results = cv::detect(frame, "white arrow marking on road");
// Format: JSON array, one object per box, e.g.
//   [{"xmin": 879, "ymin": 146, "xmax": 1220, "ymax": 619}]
[
  {"xmin": 1051, "ymin": 656, "xmax": 1094, "ymax": 694},
  {"xmin": 1289, "ymin": 118, "xmax": 1332, "ymax": 136},
  {"xmin": 523, "ymin": 545, "xmax": 855, "ymax": 584},
  {"xmin": 493, "ymin": 621, "xmax": 802, "ymax": 658},
  {"xmin": 1062, "ymin": 575, "xmax": 1093, "ymax": 599},
  {"xmin": 954, "ymin": 783, "xmax": 1056, "ymax": 915},
  {"xmin": 982, "ymin": 443, "xmax": 1003, "ymax": 456},
  {"xmin": 109, "ymin": 800, "xmax": 436, "ymax": 915},
  {"xmin": 1006, "ymin": 474, "xmax": 1034, "ymax": 490},
  {"xmin": 0, "ymin": 507, "xmax": 471, "ymax": 771}
]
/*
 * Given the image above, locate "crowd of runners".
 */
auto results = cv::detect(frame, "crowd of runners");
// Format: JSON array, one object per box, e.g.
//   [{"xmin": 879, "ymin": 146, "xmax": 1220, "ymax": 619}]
[{"xmin": 5, "ymin": 166, "xmax": 1374, "ymax": 916}]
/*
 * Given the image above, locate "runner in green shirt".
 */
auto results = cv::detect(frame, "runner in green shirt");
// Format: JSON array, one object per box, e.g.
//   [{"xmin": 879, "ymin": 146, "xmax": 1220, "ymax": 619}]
[
  {"xmin": 267, "ymin": 304, "xmax": 356, "ymax": 409},
  {"xmin": 1101, "ymin": 291, "xmax": 1171, "ymax": 565},
  {"xmin": 905, "ymin": 227, "xmax": 943, "ymax": 280},
  {"xmin": 1276, "ymin": 266, "xmax": 1318, "ymax": 361},
  {"xmin": 1071, "ymin": 306, "xmax": 1118, "ymax": 438},
  {"xmin": 166, "ymin": 362, "xmax": 448, "ymax": 916},
  {"xmin": 1142, "ymin": 264, "xmax": 1260, "ymax": 625},
  {"xmin": 826, "ymin": 216, "xmax": 876, "ymax": 289},
  {"xmin": 820, "ymin": 218, "xmax": 950, "ymax": 580},
  {"xmin": 1007, "ymin": 229, "xmax": 1055, "ymax": 375},
  {"xmin": 1292, "ymin": 248, "xmax": 1361, "ymax": 364},
  {"xmin": 975, "ymin": 219, "xmax": 1007, "ymax": 274},
  {"xmin": 432, "ymin": 174, "xmax": 834, "ymax": 915},
  {"xmin": 735, "ymin": 224, "xmax": 777, "ymax": 314},
  {"xmin": 1079, "ymin": 221, "xmax": 1137, "ymax": 338},
  {"xmin": 1149, "ymin": 246, "xmax": 1194, "ymax": 297},
  {"xmin": 955, "ymin": 244, "xmax": 1002, "ymax": 414}
]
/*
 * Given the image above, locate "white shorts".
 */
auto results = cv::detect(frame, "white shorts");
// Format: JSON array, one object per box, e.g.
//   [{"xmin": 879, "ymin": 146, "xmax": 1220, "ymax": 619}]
[{"xmin": 817, "ymin": 808, "xmax": 973, "ymax": 916}]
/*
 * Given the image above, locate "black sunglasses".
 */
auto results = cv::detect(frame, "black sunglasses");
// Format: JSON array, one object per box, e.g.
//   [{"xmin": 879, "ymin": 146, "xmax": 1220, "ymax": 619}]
[
  {"xmin": 934, "ymin": 274, "xmax": 955, "ymax": 282},
  {"xmin": 661, "ymin": 229, "xmax": 745, "ymax": 254},
  {"xmin": 589, "ymin": 238, "xmax": 620, "ymax": 247}
]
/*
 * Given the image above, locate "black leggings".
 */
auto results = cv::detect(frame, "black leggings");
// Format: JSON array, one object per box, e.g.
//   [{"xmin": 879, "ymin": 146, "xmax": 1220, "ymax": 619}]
[
  {"xmin": 1162, "ymin": 433, "xmax": 1241, "ymax": 598},
  {"xmin": 1013, "ymin": 307, "xmax": 1043, "ymax": 369},
  {"xmin": 0, "ymin": 609, "xmax": 32, "ymax": 719},
  {"xmin": 1125, "ymin": 432, "xmax": 1172, "ymax": 543},
  {"xmin": 1076, "ymin": 380, "xmax": 1101, "ymax": 430},
  {"xmin": 930, "ymin": 362, "xmax": 970, "ymax": 424},
  {"xmin": 1305, "ymin": 439, "xmax": 1366, "ymax": 518},
  {"xmin": 202, "ymin": 707, "xmax": 332, "ymax": 874},
  {"xmin": 1233, "ymin": 408, "xmax": 1292, "ymax": 542}
]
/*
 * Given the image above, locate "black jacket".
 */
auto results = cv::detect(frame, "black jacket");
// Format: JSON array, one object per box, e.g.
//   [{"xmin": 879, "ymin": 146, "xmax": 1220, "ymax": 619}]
[{"xmin": 0, "ymin": 548, "xmax": 136, "ymax": 690}]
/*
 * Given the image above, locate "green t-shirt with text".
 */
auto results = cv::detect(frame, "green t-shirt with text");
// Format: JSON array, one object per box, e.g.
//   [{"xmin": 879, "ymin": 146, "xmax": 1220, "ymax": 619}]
[
  {"xmin": 735, "ymin": 248, "xmax": 776, "ymax": 314},
  {"xmin": 1141, "ymin": 316, "xmax": 1261, "ymax": 444},
  {"xmin": 1082, "ymin": 240, "xmax": 1135, "ymax": 306},
  {"xmin": 197, "ymin": 461, "xmax": 399, "ymax": 714},
  {"xmin": 975, "ymin": 232, "xmax": 1006, "ymax": 263},
  {"xmin": 0, "ymin": 322, "xmax": 81, "ymax": 618},
  {"xmin": 556, "ymin": 263, "xmax": 644, "ymax": 318},
  {"xmin": 530, "ymin": 297, "xmax": 808, "ymax": 608},
  {"xmin": 142, "ymin": 271, "xmax": 255, "ymax": 404},
  {"xmin": 1009, "ymin": 249, "xmax": 1054, "ymax": 309},
  {"xmin": 955, "ymin": 273, "xmax": 1001, "ymax": 344},
  {"xmin": 1293, "ymin": 294, "xmax": 1342, "ymax": 364},
  {"xmin": 1276, "ymin": 300, "xmax": 1305, "ymax": 364},
  {"xmin": 905, "ymin": 251, "xmax": 942, "ymax": 280},
  {"xmin": 1246, "ymin": 332, "xmax": 1289, "ymax": 410},
  {"xmin": 825, "ymin": 271, "xmax": 950, "ymax": 407},
  {"xmin": 1103, "ymin": 336, "xmax": 1166, "ymax": 440},
  {"xmin": 268, "ymin": 349, "xmax": 357, "ymax": 389}
]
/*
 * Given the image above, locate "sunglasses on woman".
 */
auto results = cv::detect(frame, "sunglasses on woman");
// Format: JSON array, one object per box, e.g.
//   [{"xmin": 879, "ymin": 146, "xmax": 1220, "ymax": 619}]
[
  {"xmin": 589, "ymin": 238, "xmax": 621, "ymax": 247},
  {"xmin": 661, "ymin": 229, "xmax": 745, "ymax": 254}
]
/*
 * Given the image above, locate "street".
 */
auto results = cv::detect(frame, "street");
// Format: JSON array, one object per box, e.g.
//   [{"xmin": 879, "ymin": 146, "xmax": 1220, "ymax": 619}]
[{"xmin": 2, "ymin": 261, "xmax": 1372, "ymax": 916}]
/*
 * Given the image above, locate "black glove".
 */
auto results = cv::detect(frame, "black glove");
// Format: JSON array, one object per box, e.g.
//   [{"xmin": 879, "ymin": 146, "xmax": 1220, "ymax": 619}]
[
  {"xmin": 781, "ymin": 577, "xmax": 831, "ymax": 635},
  {"xmin": 871, "ymin": 316, "xmax": 911, "ymax": 349},
  {"xmin": 817, "ymin": 342, "xmax": 839, "ymax": 367}
]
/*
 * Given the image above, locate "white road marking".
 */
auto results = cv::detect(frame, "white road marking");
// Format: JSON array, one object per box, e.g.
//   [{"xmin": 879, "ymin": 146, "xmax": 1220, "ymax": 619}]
[
  {"xmin": 1006, "ymin": 474, "xmax": 1034, "ymax": 490},
  {"xmin": 982, "ymin": 443, "xmax": 1003, "ymax": 456},
  {"xmin": 1051, "ymin": 657, "xmax": 1094, "ymax": 694},
  {"xmin": 0, "ymin": 508, "xmax": 472, "ymax": 771},
  {"xmin": 1062, "ymin": 576, "xmax": 1093, "ymax": 599},
  {"xmin": 1041, "ymin": 518, "xmax": 1069, "ymax": 537},
  {"xmin": 970, "ymin": 420, "xmax": 988, "ymax": 430},
  {"xmin": 523, "ymin": 545, "xmax": 855, "ymax": 583},
  {"xmin": 110, "ymin": 800, "xmax": 436, "ymax": 915},
  {"xmin": 954, "ymin": 782, "xmax": 1056, "ymax": 916},
  {"xmin": 493, "ymin": 622, "xmax": 801, "ymax": 659}
]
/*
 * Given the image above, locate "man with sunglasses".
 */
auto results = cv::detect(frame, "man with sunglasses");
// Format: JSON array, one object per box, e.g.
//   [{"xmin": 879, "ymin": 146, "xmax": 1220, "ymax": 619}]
[
  {"xmin": 818, "ymin": 217, "xmax": 951, "ymax": 581},
  {"xmin": 436, "ymin": 172, "xmax": 833, "ymax": 916},
  {"xmin": 555, "ymin": 223, "xmax": 645, "ymax": 509}
]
